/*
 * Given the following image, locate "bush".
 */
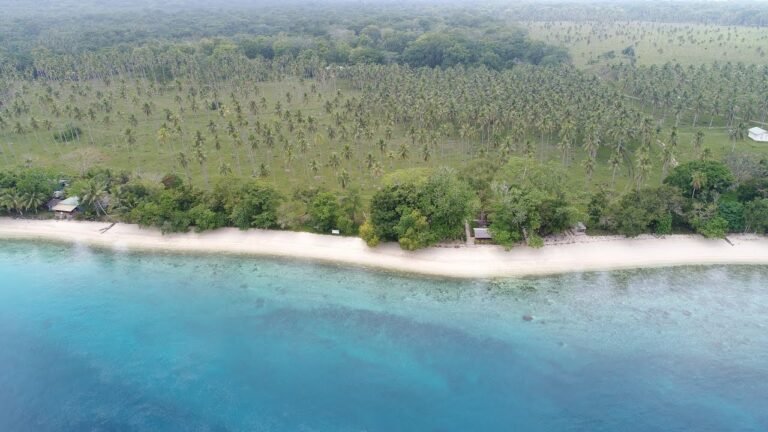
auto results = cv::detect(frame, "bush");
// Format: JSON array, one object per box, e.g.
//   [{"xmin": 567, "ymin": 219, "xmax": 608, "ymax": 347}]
[
  {"xmin": 663, "ymin": 160, "xmax": 734, "ymax": 201},
  {"xmin": 717, "ymin": 200, "xmax": 745, "ymax": 232},
  {"xmin": 221, "ymin": 181, "xmax": 282, "ymax": 229},
  {"xmin": 655, "ymin": 212, "xmax": 673, "ymax": 235},
  {"xmin": 396, "ymin": 209, "xmax": 432, "ymax": 251},
  {"xmin": 528, "ymin": 234, "xmax": 544, "ymax": 248},
  {"xmin": 607, "ymin": 186, "xmax": 683, "ymax": 237},
  {"xmin": 359, "ymin": 221, "xmax": 380, "ymax": 247},
  {"xmin": 745, "ymin": 199, "xmax": 768, "ymax": 234},
  {"xmin": 309, "ymin": 192, "xmax": 340, "ymax": 233},
  {"xmin": 697, "ymin": 216, "xmax": 729, "ymax": 239},
  {"xmin": 161, "ymin": 173, "xmax": 185, "ymax": 189},
  {"xmin": 587, "ymin": 190, "xmax": 609, "ymax": 226},
  {"xmin": 189, "ymin": 204, "xmax": 225, "ymax": 232}
]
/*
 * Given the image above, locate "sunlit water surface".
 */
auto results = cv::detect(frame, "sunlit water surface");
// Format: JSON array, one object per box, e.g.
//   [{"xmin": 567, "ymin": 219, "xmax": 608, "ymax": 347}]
[{"xmin": 1, "ymin": 241, "xmax": 766, "ymax": 431}]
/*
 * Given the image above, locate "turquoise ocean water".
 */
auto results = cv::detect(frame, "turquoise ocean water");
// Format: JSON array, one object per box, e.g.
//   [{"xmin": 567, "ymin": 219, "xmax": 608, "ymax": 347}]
[{"xmin": 0, "ymin": 241, "xmax": 767, "ymax": 431}]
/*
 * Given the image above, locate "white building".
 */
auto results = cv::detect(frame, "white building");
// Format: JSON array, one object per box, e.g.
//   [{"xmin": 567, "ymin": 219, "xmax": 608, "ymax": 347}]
[{"xmin": 748, "ymin": 127, "xmax": 768, "ymax": 142}]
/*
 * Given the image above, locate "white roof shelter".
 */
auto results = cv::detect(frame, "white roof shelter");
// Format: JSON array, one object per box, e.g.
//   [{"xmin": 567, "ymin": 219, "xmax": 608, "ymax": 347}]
[
  {"xmin": 748, "ymin": 127, "xmax": 768, "ymax": 142},
  {"xmin": 51, "ymin": 196, "xmax": 79, "ymax": 213}
]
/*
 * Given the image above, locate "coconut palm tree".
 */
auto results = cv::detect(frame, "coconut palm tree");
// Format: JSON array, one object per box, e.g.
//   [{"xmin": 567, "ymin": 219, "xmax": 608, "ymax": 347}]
[
  {"xmin": 0, "ymin": 189, "xmax": 25, "ymax": 215},
  {"xmin": 80, "ymin": 179, "xmax": 108, "ymax": 216},
  {"xmin": 691, "ymin": 171, "xmax": 706, "ymax": 199},
  {"xmin": 177, "ymin": 151, "xmax": 191, "ymax": 183},
  {"xmin": 23, "ymin": 190, "xmax": 48, "ymax": 214},
  {"xmin": 337, "ymin": 169, "xmax": 351, "ymax": 189}
]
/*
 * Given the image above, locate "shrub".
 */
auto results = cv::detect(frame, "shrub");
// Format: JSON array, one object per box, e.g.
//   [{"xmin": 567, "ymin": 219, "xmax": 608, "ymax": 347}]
[
  {"xmin": 359, "ymin": 221, "xmax": 380, "ymax": 247},
  {"xmin": 655, "ymin": 212, "xmax": 673, "ymax": 235},
  {"xmin": 717, "ymin": 200, "xmax": 745, "ymax": 232},
  {"xmin": 663, "ymin": 160, "xmax": 734, "ymax": 201},
  {"xmin": 697, "ymin": 216, "xmax": 729, "ymax": 239},
  {"xmin": 396, "ymin": 209, "xmax": 432, "ymax": 251}
]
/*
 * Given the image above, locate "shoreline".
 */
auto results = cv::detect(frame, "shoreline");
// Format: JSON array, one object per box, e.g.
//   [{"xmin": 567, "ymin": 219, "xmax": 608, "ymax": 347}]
[{"xmin": 1, "ymin": 218, "xmax": 768, "ymax": 279}]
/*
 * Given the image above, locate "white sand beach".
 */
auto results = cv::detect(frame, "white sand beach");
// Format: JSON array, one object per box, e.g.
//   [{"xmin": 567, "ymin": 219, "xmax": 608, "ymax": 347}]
[{"xmin": 1, "ymin": 218, "xmax": 767, "ymax": 278}]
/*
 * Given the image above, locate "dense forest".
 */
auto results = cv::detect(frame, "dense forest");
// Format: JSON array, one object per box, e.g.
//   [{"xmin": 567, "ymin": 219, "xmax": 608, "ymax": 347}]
[
  {"xmin": 0, "ymin": 1, "xmax": 568, "ymax": 74},
  {"xmin": 1, "ymin": 0, "xmax": 767, "ymax": 249}
]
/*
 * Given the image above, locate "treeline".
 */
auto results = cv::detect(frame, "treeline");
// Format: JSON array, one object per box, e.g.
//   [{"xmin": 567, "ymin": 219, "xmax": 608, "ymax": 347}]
[
  {"xmin": 612, "ymin": 62, "xmax": 768, "ymax": 128},
  {"xmin": 2, "ymin": 155, "xmax": 767, "ymax": 248},
  {"xmin": 0, "ymin": 2, "xmax": 567, "ymax": 75},
  {"xmin": 589, "ymin": 157, "xmax": 768, "ymax": 239},
  {"xmin": 0, "ymin": 168, "xmax": 364, "ymax": 235},
  {"xmin": 508, "ymin": 1, "xmax": 768, "ymax": 27}
]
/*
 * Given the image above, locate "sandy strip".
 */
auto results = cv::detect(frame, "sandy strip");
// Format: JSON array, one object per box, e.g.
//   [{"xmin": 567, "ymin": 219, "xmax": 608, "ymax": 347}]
[{"xmin": 1, "ymin": 218, "xmax": 767, "ymax": 278}]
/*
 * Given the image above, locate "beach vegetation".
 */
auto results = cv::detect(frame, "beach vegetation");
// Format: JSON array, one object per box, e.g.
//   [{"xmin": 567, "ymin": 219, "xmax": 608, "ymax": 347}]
[{"xmin": 0, "ymin": 1, "xmax": 767, "ymax": 247}]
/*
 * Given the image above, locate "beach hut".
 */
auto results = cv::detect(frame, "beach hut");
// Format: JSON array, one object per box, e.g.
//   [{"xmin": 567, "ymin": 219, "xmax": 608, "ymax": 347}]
[
  {"xmin": 51, "ymin": 196, "xmax": 80, "ymax": 219},
  {"xmin": 572, "ymin": 222, "xmax": 587, "ymax": 235},
  {"xmin": 473, "ymin": 227, "xmax": 493, "ymax": 243},
  {"xmin": 748, "ymin": 127, "xmax": 768, "ymax": 142}
]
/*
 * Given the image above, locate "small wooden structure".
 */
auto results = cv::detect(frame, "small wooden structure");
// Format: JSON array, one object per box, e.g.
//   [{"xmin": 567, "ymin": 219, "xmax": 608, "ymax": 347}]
[
  {"xmin": 51, "ymin": 196, "xmax": 79, "ymax": 219},
  {"xmin": 473, "ymin": 227, "xmax": 493, "ymax": 242},
  {"xmin": 748, "ymin": 127, "xmax": 768, "ymax": 142}
]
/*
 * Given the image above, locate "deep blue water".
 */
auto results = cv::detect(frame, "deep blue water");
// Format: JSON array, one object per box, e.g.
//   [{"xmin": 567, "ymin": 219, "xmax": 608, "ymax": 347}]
[{"xmin": 1, "ymin": 241, "xmax": 767, "ymax": 431}]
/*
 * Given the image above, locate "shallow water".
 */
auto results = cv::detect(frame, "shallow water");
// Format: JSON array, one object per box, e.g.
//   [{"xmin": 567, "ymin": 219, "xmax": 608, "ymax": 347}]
[{"xmin": 1, "ymin": 241, "xmax": 766, "ymax": 431}]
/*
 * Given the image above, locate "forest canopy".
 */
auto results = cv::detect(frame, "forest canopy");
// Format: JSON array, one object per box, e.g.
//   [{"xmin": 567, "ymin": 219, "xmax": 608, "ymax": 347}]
[{"xmin": 0, "ymin": 1, "xmax": 569, "ymax": 74}]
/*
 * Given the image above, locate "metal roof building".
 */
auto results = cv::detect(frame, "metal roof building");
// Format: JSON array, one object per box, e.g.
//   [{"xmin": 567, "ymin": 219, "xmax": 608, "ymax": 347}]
[{"xmin": 748, "ymin": 127, "xmax": 768, "ymax": 142}]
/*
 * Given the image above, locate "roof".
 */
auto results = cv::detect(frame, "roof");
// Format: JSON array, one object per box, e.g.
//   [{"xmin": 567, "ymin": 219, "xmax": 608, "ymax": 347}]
[
  {"xmin": 473, "ymin": 227, "xmax": 493, "ymax": 240},
  {"xmin": 52, "ymin": 196, "xmax": 79, "ymax": 213},
  {"xmin": 59, "ymin": 196, "xmax": 79, "ymax": 206},
  {"xmin": 749, "ymin": 127, "xmax": 767, "ymax": 134},
  {"xmin": 51, "ymin": 204, "xmax": 78, "ymax": 213}
]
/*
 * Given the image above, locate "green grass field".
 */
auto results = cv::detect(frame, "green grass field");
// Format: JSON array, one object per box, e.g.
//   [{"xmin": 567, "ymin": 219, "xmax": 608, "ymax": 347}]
[{"xmin": 522, "ymin": 21, "xmax": 768, "ymax": 68}]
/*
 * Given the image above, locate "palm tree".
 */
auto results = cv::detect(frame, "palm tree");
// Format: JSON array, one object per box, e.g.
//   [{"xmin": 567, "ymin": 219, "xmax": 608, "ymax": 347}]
[
  {"xmin": 693, "ymin": 130, "xmax": 704, "ymax": 156},
  {"xmin": 608, "ymin": 149, "xmax": 622, "ymax": 188},
  {"xmin": 634, "ymin": 147, "xmax": 652, "ymax": 189},
  {"xmin": 80, "ymin": 179, "xmax": 108, "ymax": 216},
  {"xmin": 309, "ymin": 159, "xmax": 320, "ymax": 176},
  {"xmin": 157, "ymin": 126, "xmax": 171, "ymax": 153},
  {"xmin": 337, "ymin": 169, "xmax": 351, "ymax": 189},
  {"xmin": 364, "ymin": 153, "xmax": 375, "ymax": 170},
  {"xmin": 124, "ymin": 128, "xmax": 136, "ymax": 150},
  {"xmin": 177, "ymin": 152, "xmax": 191, "ymax": 183},
  {"xmin": 398, "ymin": 143, "xmax": 409, "ymax": 160},
  {"xmin": 0, "ymin": 189, "xmax": 25, "ymax": 215},
  {"xmin": 192, "ymin": 131, "xmax": 209, "ymax": 186},
  {"xmin": 259, "ymin": 163, "xmax": 270, "ymax": 178},
  {"xmin": 23, "ymin": 190, "xmax": 48, "ymax": 214},
  {"xmin": 691, "ymin": 171, "xmax": 706, "ymax": 199},
  {"xmin": 219, "ymin": 162, "xmax": 233, "ymax": 176},
  {"xmin": 328, "ymin": 152, "xmax": 341, "ymax": 169},
  {"xmin": 377, "ymin": 138, "xmax": 387, "ymax": 154}
]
